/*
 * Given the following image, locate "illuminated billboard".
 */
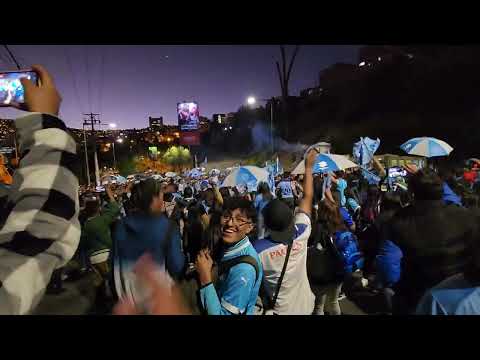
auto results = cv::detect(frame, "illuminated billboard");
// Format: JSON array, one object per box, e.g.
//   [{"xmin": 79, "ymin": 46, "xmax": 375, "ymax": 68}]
[{"xmin": 177, "ymin": 101, "xmax": 199, "ymax": 131}]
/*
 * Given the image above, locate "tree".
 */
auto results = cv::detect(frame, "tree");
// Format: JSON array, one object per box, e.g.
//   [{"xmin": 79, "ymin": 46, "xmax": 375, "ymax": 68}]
[
  {"xmin": 275, "ymin": 45, "xmax": 300, "ymax": 140},
  {"xmin": 163, "ymin": 146, "xmax": 192, "ymax": 171}
]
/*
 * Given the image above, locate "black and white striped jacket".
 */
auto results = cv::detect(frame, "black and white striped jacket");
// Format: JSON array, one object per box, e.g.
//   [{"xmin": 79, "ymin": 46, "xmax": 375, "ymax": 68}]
[{"xmin": 0, "ymin": 113, "xmax": 80, "ymax": 314}]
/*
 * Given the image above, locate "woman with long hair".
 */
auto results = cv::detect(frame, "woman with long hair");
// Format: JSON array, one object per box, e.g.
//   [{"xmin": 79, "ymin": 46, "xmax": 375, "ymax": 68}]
[{"xmin": 313, "ymin": 199, "xmax": 363, "ymax": 315}]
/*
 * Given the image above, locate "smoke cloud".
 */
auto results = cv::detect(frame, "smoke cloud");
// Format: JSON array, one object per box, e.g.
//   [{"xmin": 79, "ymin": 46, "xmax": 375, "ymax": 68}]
[{"xmin": 250, "ymin": 122, "xmax": 308, "ymax": 154}]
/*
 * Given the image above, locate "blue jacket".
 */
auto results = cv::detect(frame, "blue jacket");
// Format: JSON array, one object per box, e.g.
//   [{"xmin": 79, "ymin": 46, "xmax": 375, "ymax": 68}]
[
  {"xmin": 376, "ymin": 240, "xmax": 403, "ymax": 286},
  {"xmin": 442, "ymin": 182, "xmax": 462, "ymax": 207},
  {"xmin": 340, "ymin": 207, "xmax": 354, "ymax": 228},
  {"xmin": 113, "ymin": 214, "xmax": 185, "ymax": 294},
  {"xmin": 199, "ymin": 237, "xmax": 262, "ymax": 315}
]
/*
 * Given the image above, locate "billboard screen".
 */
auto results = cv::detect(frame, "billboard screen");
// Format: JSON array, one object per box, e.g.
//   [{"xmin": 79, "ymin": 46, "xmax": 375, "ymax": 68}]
[{"xmin": 177, "ymin": 102, "xmax": 199, "ymax": 131}]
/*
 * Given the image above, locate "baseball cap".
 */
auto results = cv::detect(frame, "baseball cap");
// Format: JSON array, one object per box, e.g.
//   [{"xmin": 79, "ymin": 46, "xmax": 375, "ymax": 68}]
[{"xmin": 262, "ymin": 199, "xmax": 295, "ymax": 244}]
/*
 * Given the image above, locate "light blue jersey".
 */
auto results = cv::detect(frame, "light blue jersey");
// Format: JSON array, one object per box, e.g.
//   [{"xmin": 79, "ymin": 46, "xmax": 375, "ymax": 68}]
[{"xmin": 199, "ymin": 237, "xmax": 262, "ymax": 315}]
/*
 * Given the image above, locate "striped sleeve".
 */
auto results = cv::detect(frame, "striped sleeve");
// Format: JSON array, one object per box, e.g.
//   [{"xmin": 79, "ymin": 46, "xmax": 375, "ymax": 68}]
[{"xmin": 0, "ymin": 113, "xmax": 80, "ymax": 314}]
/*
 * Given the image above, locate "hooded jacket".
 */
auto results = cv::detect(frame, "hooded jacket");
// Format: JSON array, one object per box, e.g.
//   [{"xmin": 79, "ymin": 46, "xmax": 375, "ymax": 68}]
[{"xmin": 112, "ymin": 213, "xmax": 185, "ymax": 303}]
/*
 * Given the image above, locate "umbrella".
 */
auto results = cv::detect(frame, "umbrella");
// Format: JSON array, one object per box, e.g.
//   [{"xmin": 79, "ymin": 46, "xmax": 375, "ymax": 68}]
[
  {"xmin": 400, "ymin": 137, "xmax": 453, "ymax": 158},
  {"xmin": 292, "ymin": 154, "xmax": 359, "ymax": 175},
  {"xmin": 188, "ymin": 168, "xmax": 204, "ymax": 179},
  {"xmin": 312, "ymin": 154, "xmax": 359, "ymax": 174},
  {"xmin": 165, "ymin": 172, "xmax": 177, "ymax": 178},
  {"xmin": 209, "ymin": 169, "xmax": 220, "ymax": 176},
  {"xmin": 221, "ymin": 166, "xmax": 270, "ymax": 192}
]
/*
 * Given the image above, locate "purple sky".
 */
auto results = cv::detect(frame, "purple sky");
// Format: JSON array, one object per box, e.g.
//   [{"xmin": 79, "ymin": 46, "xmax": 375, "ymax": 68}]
[{"xmin": 0, "ymin": 45, "xmax": 360, "ymax": 128}]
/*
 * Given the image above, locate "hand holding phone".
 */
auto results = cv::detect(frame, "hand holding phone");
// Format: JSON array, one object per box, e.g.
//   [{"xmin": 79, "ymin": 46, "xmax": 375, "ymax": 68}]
[
  {"xmin": 0, "ymin": 70, "xmax": 37, "ymax": 106},
  {"xmin": 1, "ymin": 65, "xmax": 61, "ymax": 115}
]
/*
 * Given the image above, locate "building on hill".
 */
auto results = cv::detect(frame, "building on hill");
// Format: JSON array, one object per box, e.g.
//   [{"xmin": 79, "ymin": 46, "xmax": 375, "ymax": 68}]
[{"xmin": 149, "ymin": 116, "xmax": 163, "ymax": 130}]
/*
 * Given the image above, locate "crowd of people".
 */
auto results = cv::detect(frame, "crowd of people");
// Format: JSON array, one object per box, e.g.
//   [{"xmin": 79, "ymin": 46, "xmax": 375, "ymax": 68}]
[{"xmin": 2, "ymin": 65, "xmax": 480, "ymax": 315}]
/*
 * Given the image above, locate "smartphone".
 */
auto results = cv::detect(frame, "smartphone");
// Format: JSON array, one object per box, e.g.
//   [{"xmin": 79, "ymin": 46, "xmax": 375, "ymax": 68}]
[{"xmin": 0, "ymin": 70, "xmax": 38, "ymax": 106}]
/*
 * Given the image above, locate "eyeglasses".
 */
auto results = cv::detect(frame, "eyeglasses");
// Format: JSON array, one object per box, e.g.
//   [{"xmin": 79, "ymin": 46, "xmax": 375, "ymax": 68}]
[{"xmin": 221, "ymin": 213, "xmax": 252, "ymax": 227}]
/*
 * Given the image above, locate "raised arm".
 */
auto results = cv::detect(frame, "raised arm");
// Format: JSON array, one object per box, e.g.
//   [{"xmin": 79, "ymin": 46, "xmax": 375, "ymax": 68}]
[
  {"xmin": 0, "ymin": 65, "xmax": 80, "ymax": 314},
  {"xmin": 299, "ymin": 149, "xmax": 319, "ymax": 217}
]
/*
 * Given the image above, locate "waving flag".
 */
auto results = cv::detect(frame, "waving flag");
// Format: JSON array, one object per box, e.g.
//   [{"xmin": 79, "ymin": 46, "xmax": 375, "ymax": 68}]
[{"xmin": 353, "ymin": 137, "xmax": 380, "ymax": 166}]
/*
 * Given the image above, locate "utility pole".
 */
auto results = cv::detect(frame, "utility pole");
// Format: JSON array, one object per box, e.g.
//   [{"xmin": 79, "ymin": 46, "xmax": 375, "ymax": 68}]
[
  {"xmin": 3, "ymin": 45, "xmax": 21, "ymax": 166},
  {"xmin": 82, "ymin": 124, "xmax": 91, "ymax": 187},
  {"xmin": 83, "ymin": 113, "xmax": 101, "ymax": 187}
]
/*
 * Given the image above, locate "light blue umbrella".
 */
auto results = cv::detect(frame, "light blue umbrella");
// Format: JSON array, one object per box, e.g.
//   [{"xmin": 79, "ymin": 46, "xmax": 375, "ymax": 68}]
[
  {"xmin": 221, "ymin": 166, "xmax": 269, "ymax": 192},
  {"xmin": 311, "ymin": 154, "xmax": 359, "ymax": 174},
  {"xmin": 188, "ymin": 168, "xmax": 203, "ymax": 179},
  {"xmin": 400, "ymin": 137, "xmax": 453, "ymax": 158}
]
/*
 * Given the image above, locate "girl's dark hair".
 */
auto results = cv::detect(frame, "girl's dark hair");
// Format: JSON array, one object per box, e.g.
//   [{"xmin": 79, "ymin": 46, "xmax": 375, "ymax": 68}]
[
  {"xmin": 381, "ymin": 192, "xmax": 402, "ymax": 212},
  {"xmin": 258, "ymin": 181, "xmax": 273, "ymax": 201},
  {"xmin": 365, "ymin": 185, "xmax": 380, "ymax": 206},
  {"xmin": 130, "ymin": 179, "xmax": 161, "ymax": 213},
  {"xmin": 84, "ymin": 199, "xmax": 100, "ymax": 218},
  {"xmin": 317, "ymin": 200, "xmax": 346, "ymax": 235},
  {"xmin": 409, "ymin": 169, "xmax": 443, "ymax": 200},
  {"xmin": 183, "ymin": 186, "xmax": 193, "ymax": 199},
  {"xmin": 219, "ymin": 187, "xmax": 231, "ymax": 201},
  {"xmin": 313, "ymin": 175, "xmax": 324, "ymax": 204}
]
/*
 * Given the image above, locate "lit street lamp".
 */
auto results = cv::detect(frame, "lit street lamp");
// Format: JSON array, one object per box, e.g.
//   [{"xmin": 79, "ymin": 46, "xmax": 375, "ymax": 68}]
[
  {"xmin": 246, "ymin": 95, "xmax": 275, "ymax": 154},
  {"xmin": 111, "ymin": 137, "xmax": 124, "ymax": 170}
]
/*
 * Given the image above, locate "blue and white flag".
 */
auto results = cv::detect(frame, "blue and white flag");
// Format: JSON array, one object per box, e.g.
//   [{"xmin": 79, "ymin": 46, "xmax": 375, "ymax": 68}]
[
  {"xmin": 353, "ymin": 137, "xmax": 380, "ymax": 166},
  {"xmin": 361, "ymin": 168, "xmax": 381, "ymax": 185}
]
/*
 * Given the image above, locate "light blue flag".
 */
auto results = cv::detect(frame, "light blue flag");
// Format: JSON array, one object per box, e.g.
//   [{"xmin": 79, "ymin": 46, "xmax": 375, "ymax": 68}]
[{"xmin": 353, "ymin": 137, "xmax": 380, "ymax": 166}]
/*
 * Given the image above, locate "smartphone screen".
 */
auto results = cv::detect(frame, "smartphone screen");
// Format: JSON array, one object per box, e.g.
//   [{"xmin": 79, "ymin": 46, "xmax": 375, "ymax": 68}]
[{"xmin": 0, "ymin": 70, "xmax": 38, "ymax": 106}]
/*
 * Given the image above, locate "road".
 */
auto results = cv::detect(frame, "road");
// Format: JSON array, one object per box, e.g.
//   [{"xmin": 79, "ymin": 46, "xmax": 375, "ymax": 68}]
[{"xmin": 34, "ymin": 271, "xmax": 371, "ymax": 315}]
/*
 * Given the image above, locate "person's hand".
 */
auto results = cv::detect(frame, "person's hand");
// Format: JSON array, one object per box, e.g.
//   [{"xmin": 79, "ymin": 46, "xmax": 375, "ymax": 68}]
[
  {"xmin": 403, "ymin": 164, "xmax": 419, "ymax": 175},
  {"xmin": 195, "ymin": 249, "xmax": 213, "ymax": 286},
  {"xmin": 113, "ymin": 254, "xmax": 189, "ymax": 315},
  {"xmin": 305, "ymin": 148, "xmax": 319, "ymax": 170},
  {"xmin": 13, "ymin": 65, "xmax": 61, "ymax": 116}
]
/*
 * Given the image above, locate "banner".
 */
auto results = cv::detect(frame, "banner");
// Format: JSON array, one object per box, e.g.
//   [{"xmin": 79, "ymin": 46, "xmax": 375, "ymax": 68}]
[{"xmin": 180, "ymin": 131, "xmax": 200, "ymax": 146}]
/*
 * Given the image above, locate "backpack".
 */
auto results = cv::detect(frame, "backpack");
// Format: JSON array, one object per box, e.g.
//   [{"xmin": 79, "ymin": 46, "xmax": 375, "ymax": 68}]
[
  {"xmin": 307, "ymin": 225, "xmax": 339, "ymax": 285},
  {"xmin": 333, "ymin": 231, "xmax": 364, "ymax": 274}
]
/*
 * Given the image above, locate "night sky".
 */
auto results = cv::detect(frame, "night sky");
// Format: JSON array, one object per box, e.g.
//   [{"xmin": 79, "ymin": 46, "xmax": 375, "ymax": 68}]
[{"xmin": 0, "ymin": 45, "xmax": 360, "ymax": 128}]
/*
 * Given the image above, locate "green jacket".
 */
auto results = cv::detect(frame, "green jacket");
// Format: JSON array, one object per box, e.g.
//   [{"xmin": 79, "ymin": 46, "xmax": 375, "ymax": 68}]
[{"xmin": 82, "ymin": 201, "xmax": 120, "ymax": 255}]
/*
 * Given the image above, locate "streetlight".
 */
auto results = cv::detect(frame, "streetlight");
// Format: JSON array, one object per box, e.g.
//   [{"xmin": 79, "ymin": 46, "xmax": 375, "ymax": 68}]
[
  {"xmin": 111, "ymin": 138, "xmax": 123, "ymax": 170},
  {"xmin": 109, "ymin": 123, "xmax": 117, "ymax": 129},
  {"xmin": 246, "ymin": 95, "xmax": 275, "ymax": 154}
]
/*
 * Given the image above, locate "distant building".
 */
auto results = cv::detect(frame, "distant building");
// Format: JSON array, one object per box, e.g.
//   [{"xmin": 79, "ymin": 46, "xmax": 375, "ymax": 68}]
[
  {"xmin": 213, "ymin": 114, "xmax": 226, "ymax": 124},
  {"xmin": 149, "ymin": 116, "xmax": 163, "ymax": 130}
]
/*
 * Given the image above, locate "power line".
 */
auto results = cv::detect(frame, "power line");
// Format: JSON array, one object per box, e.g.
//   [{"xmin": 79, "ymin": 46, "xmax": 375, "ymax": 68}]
[
  {"xmin": 84, "ymin": 45, "xmax": 92, "ymax": 113},
  {"xmin": 2, "ymin": 45, "xmax": 21, "ymax": 69},
  {"xmin": 98, "ymin": 46, "xmax": 106, "ymax": 116},
  {"xmin": 64, "ymin": 46, "xmax": 84, "ymax": 116}
]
